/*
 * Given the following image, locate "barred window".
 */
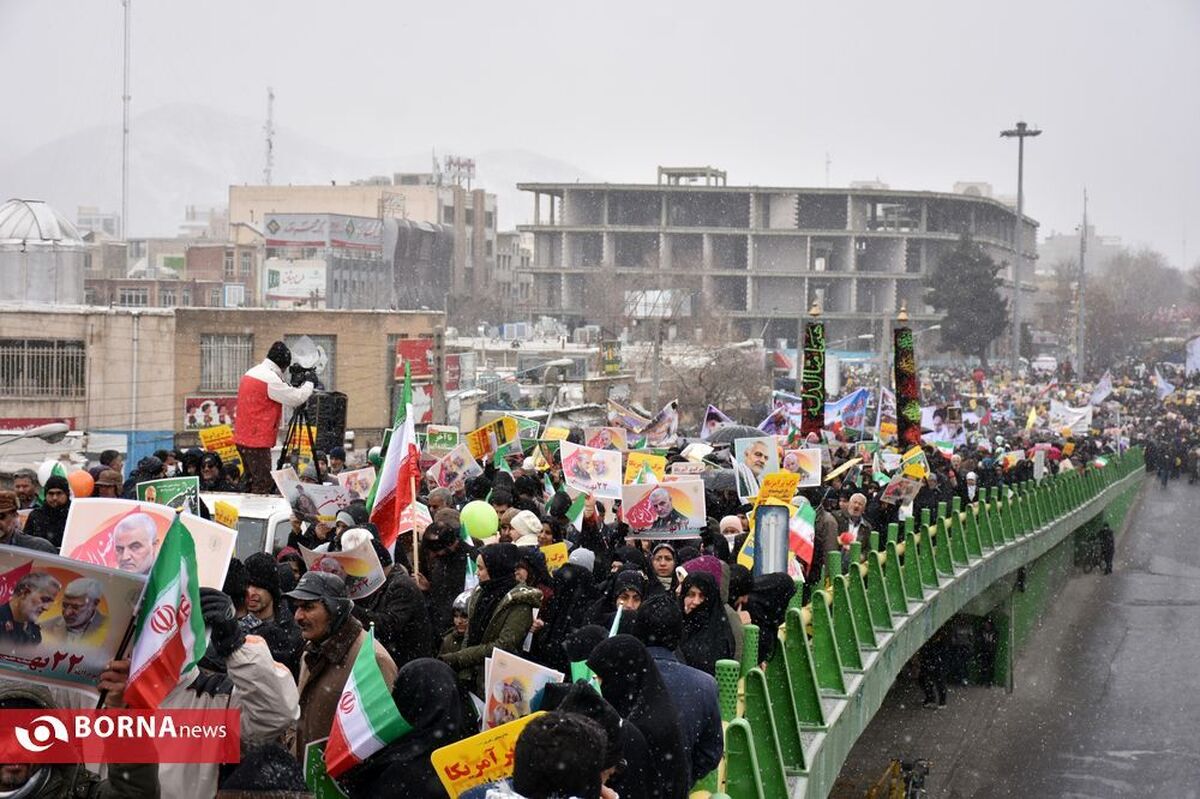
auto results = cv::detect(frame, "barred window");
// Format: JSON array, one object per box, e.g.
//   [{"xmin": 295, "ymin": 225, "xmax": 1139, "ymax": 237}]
[
  {"xmin": 118, "ymin": 287, "xmax": 148, "ymax": 306},
  {"xmin": 200, "ymin": 334, "xmax": 253, "ymax": 392},
  {"xmin": 0, "ymin": 339, "xmax": 86, "ymax": 399}
]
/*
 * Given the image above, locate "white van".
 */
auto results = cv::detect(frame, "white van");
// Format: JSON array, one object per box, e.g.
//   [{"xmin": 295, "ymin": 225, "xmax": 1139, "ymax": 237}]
[
  {"xmin": 200, "ymin": 492, "xmax": 294, "ymax": 561},
  {"xmin": 1031, "ymin": 355, "xmax": 1058, "ymax": 375}
]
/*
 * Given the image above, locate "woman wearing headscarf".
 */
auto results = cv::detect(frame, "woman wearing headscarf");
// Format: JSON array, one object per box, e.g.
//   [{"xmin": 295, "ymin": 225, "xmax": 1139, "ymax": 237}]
[
  {"xmin": 677, "ymin": 571, "xmax": 735, "ymax": 675},
  {"xmin": 649, "ymin": 542, "xmax": 679, "ymax": 594},
  {"xmin": 591, "ymin": 569, "xmax": 646, "ymax": 634},
  {"xmin": 439, "ymin": 543, "xmax": 542, "ymax": 695},
  {"xmin": 199, "ymin": 451, "xmax": 235, "ymax": 492},
  {"xmin": 588, "ymin": 635, "xmax": 691, "ymax": 799},
  {"xmin": 541, "ymin": 680, "xmax": 652, "ymax": 799},
  {"xmin": 514, "ymin": 547, "xmax": 555, "ymax": 605},
  {"xmin": 418, "ymin": 521, "xmax": 468, "ymax": 638},
  {"xmin": 341, "ymin": 658, "xmax": 467, "ymax": 797},
  {"xmin": 528, "ymin": 561, "xmax": 594, "ymax": 672}
]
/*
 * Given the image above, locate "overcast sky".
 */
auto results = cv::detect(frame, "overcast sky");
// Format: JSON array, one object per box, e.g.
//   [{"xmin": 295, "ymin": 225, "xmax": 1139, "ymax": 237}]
[{"xmin": 3, "ymin": 0, "xmax": 1198, "ymax": 265}]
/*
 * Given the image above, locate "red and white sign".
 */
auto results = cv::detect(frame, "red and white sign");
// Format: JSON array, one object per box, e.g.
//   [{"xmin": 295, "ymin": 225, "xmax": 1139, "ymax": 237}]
[
  {"xmin": 0, "ymin": 709, "xmax": 241, "ymax": 763},
  {"xmin": 395, "ymin": 339, "xmax": 434, "ymax": 380}
]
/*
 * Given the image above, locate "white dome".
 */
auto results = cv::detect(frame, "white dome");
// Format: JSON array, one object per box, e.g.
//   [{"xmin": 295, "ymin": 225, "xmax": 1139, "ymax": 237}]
[{"xmin": 0, "ymin": 199, "xmax": 83, "ymax": 244}]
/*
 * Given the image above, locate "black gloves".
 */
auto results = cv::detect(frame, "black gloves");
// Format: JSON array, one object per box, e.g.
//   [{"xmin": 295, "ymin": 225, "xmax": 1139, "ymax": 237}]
[{"xmin": 199, "ymin": 587, "xmax": 245, "ymax": 658}]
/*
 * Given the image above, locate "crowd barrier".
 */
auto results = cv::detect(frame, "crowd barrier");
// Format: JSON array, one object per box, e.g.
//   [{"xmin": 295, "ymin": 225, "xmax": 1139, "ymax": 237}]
[{"xmin": 693, "ymin": 448, "xmax": 1146, "ymax": 799}]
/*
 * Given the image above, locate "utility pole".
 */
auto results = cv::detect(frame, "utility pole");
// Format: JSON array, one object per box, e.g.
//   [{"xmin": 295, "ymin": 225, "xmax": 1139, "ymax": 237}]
[
  {"xmin": 1000, "ymin": 121, "xmax": 1042, "ymax": 375},
  {"xmin": 1076, "ymin": 188, "xmax": 1088, "ymax": 376},
  {"xmin": 263, "ymin": 87, "xmax": 275, "ymax": 185},
  {"xmin": 121, "ymin": 0, "xmax": 132, "ymax": 239}
]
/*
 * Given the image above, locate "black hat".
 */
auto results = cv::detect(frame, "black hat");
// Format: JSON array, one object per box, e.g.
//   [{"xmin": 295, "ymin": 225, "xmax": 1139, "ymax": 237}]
[
  {"xmin": 43, "ymin": 474, "xmax": 69, "ymax": 495},
  {"xmin": 285, "ymin": 570, "xmax": 347, "ymax": 602},
  {"xmin": 267, "ymin": 341, "xmax": 291, "ymax": 371},
  {"xmin": 631, "ymin": 592, "xmax": 682, "ymax": 650},
  {"xmin": 244, "ymin": 552, "xmax": 282, "ymax": 608}
]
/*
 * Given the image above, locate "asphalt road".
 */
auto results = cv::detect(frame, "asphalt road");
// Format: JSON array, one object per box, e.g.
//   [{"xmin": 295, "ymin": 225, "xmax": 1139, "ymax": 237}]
[{"xmin": 836, "ymin": 477, "xmax": 1200, "ymax": 798}]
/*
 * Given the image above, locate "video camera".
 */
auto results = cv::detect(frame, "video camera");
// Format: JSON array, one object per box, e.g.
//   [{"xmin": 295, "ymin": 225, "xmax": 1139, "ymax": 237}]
[{"xmin": 289, "ymin": 362, "xmax": 321, "ymax": 389}]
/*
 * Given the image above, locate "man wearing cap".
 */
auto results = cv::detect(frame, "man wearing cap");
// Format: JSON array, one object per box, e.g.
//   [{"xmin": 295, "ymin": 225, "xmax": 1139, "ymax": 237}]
[
  {"xmin": 343, "ymin": 528, "xmax": 432, "ymax": 671},
  {"xmin": 327, "ymin": 446, "xmax": 346, "ymax": 476},
  {"xmin": 94, "ymin": 469, "xmax": 122, "ymax": 499},
  {"xmin": 23, "ymin": 475, "xmax": 70, "ymax": 548},
  {"xmin": 287, "ymin": 571, "xmax": 398, "ymax": 757},
  {"xmin": 244, "ymin": 552, "xmax": 304, "ymax": 674},
  {"xmin": 0, "ymin": 491, "xmax": 53, "ymax": 553},
  {"xmin": 235, "ymin": 341, "xmax": 315, "ymax": 494}
]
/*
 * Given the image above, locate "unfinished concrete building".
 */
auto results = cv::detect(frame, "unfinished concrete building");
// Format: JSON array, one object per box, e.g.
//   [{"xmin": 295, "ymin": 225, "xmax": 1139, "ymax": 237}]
[{"xmin": 517, "ymin": 169, "xmax": 1037, "ymax": 349}]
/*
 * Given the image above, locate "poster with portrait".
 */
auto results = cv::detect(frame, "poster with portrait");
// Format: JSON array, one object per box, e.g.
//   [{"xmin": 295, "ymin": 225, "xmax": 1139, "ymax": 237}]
[
  {"xmin": 426, "ymin": 443, "xmax": 483, "ymax": 492},
  {"xmin": 183, "ymin": 396, "xmax": 237, "ymax": 431},
  {"xmin": 135, "ymin": 476, "xmax": 201, "ymax": 515},
  {"xmin": 879, "ymin": 476, "xmax": 922, "ymax": 506},
  {"xmin": 559, "ymin": 441, "xmax": 622, "ymax": 500},
  {"xmin": 583, "ymin": 426, "xmax": 627, "ymax": 452},
  {"xmin": 482, "ymin": 650, "xmax": 563, "ymax": 731},
  {"xmin": 300, "ymin": 538, "xmax": 385, "ymax": 600},
  {"xmin": 0, "ymin": 546, "xmax": 146, "ymax": 693},
  {"xmin": 624, "ymin": 451, "xmax": 667, "ymax": 484},
  {"xmin": 335, "ymin": 467, "xmax": 376, "ymax": 502},
  {"xmin": 59, "ymin": 499, "xmax": 235, "ymax": 589},
  {"xmin": 621, "ymin": 480, "xmax": 706, "ymax": 539},
  {"xmin": 781, "ymin": 448, "xmax": 822, "ymax": 488},
  {"xmin": 466, "ymin": 417, "xmax": 520, "ymax": 461},
  {"xmin": 733, "ymin": 436, "xmax": 780, "ymax": 501},
  {"xmin": 270, "ymin": 467, "xmax": 351, "ymax": 523}
]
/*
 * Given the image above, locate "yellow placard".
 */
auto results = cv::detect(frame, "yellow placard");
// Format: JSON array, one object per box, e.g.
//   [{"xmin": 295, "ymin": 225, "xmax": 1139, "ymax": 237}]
[
  {"xmin": 198, "ymin": 424, "xmax": 241, "ymax": 468},
  {"xmin": 755, "ymin": 472, "xmax": 799, "ymax": 505},
  {"xmin": 1062, "ymin": 441, "xmax": 1075, "ymax": 457},
  {"xmin": 213, "ymin": 500, "xmax": 239, "ymax": 530},
  {"xmin": 466, "ymin": 417, "xmax": 520, "ymax": 460},
  {"xmin": 824, "ymin": 457, "xmax": 863, "ymax": 483},
  {"xmin": 540, "ymin": 541, "xmax": 569, "ymax": 572},
  {"xmin": 901, "ymin": 446, "xmax": 928, "ymax": 479},
  {"xmin": 624, "ymin": 451, "xmax": 666, "ymax": 484},
  {"xmin": 542, "ymin": 426, "xmax": 570, "ymax": 441},
  {"xmin": 431, "ymin": 712, "xmax": 545, "ymax": 798}
]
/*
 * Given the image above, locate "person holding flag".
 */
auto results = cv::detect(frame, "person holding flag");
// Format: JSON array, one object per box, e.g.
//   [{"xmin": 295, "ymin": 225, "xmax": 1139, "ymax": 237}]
[
  {"xmin": 287, "ymin": 570, "xmax": 399, "ymax": 758},
  {"xmin": 370, "ymin": 361, "xmax": 421, "ymax": 563}
]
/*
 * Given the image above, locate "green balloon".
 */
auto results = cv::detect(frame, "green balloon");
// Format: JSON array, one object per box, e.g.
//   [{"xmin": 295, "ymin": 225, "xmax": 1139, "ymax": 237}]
[
  {"xmin": 367, "ymin": 447, "xmax": 383, "ymax": 468},
  {"xmin": 461, "ymin": 500, "xmax": 499, "ymax": 540}
]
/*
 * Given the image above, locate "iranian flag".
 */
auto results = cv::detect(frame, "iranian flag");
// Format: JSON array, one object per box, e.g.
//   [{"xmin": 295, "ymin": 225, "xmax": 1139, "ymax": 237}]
[
  {"xmin": 125, "ymin": 514, "xmax": 205, "ymax": 709},
  {"xmin": 788, "ymin": 501, "xmax": 817, "ymax": 575},
  {"xmin": 933, "ymin": 441, "xmax": 954, "ymax": 460},
  {"xmin": 325, "ymin": 628, "xmax": 411, "ymax": 778},
  {"xmin": 564, "ymin": 492, "xmax": 587, "ymax": 533},
  {"xmin": 370, "ymin": 362, "xmax": 421, "ymax": 552}
]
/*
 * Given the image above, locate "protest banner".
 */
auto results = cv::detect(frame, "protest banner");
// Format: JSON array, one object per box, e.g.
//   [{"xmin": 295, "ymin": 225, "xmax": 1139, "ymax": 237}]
[
  {"xmin": 183, "ymin": 396, "xmax": 237, "ymax": 431},
  {"xmin": 0, "ymin": 547, "xmax": 146, "ymax": 694},
  {"xmin": 397, "ymin": 501, "xmax": 433, "ymax": 541},
  {"xmin": 425, "ymin": 425, "xmax": 461, "ymax": 454},
  {"xmin": 212, "ymin": 500, "xmax": 239, "ymax": 530},
  {"xmin": 638, "ymin": 400, "xmax": 679, "ymax": 446},
  {"xmin": 431, "ymin": 712, "xmax": 545, "ymax": 798},
  {"xmin": 466, "ymin": 417, "xmax": 520, "ymax": 460},
  {"xmin": 272, "ymin": 467, "xmax": 351, "ymax": 523},
  {"xmin": 699, "ymin": 404, "xmax": 734, "ymax": 440},
  {"xmin": 781, "ymin": 448, "xmax": 822, "ymax": 487},
  {"xmin": 514, "ymin": 417, "xmax": 541, "ymax": 441},
  {"xmin": 823, "ymin": 457, "xmax": 863, "ymax": 484},
  {"xmin": 755, "ymin": 472, "xmax": 799, "ymax": 506},
  {"xmin": 426, "ymin": 443, "xmax": 483, "ymax": 492},
  {"xmin": 335, "ymin": 467, "xmax": 377, "ymax": 502},
  {"xmin": 879, "ymin": 476, "xmax": 922, "ymax": 506},
  {"xmin": 197, "ymin": 424, "xmax": 240, "ymax": 469},
  {"xmin": 621, "ymin": 480, "xmax": 706, "ymax": 538},
  {"xmin": 482, "ymin": 650, "xmax": 564, "ymax": 730},
  {"xmin": 584, "ymin": 426, "xmax": 627, "ymax": 451},
  {"xmin": 877, "ymin": 387, "xmax": 897, "ymax": 442},
  {"xmin": 799, "ymin": 321, "xmax": 826, "ymax": 437},
  {"xmin": 733, "ymin": 436, "xmax": 780, "ymax": 501},
  {"xmin": 680, "ymin": 442, "xmax": 713, "ymax": 462},
  {"xmin": 560, "ymin": 442, "xmax": 621, "ymax": 500},
  {"xmin": 624, "ymin": 451, "xmax": 667, "ymax": 484},
  {"xmin": 893, "ymin": 326, "xmax": 922, "ymax": 448},
  {"xmin": 1033, "ymin": 449, "xmax": 1047, "ymax": 482},
  {"xmin": 301, "ymin": 538, "xmax": 385, "ymax": 600},
  {"xmin": 607, "ymin": 399, "xmax": 650, "ymax": 433},
  {"xmin": 136, "ymin": 476, "xmax": 200, "ymax": 515},
  {"xmin": 303, "ymin": 739, "xmax": 347, "ymax": 799},
  {"xmin": 59, "ymin": 499, "xmax": 235, "ymax": 588},
  {"xmin": 540, "ymin": 542, "xmax": 569, "ymax": 573},
  {"xmin": 542, "ymin": 426, "xmax": 570, "ymax": 441},
  {"xmin": 1049, "ymin": 399, "xmax": 1093, "ymax": 436},
  {"xmin": 670, "ymin": 461, "xmax": 707, "ymax": 476},
  {"xmin": 901, "ymin": 446, "xmax": 929, "ymax": 479}
]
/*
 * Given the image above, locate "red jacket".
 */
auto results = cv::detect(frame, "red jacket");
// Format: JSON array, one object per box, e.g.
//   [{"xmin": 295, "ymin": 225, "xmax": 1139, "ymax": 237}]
[{"xmin": 234, "ymin": 359, "xmax": 314, "ymax": 449}]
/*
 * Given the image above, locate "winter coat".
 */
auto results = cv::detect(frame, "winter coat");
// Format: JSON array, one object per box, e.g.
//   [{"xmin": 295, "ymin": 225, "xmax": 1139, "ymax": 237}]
[
  {"xmin": 22, "ymin": 502, "xmax": 69, "ymax": 548},
  {"xmin": 0, "ymin": 525, "xmax": 55, "ymax": 554},
  {"xmin": 351, "ymin": 567, "xmax": 434, "ymax": 671},
  {"xmin": 234, "ymin": 358, "xmax": 314, "ymax": 449},
  {"xmin": 440, "ymin": 583, "xmax": 542, "ymax": 694},
  {"xmin": 159, "ymin": 635, "xmax": 300, "ymax": 799},
  {"xmin": 0, "ymin": 681, "xmax": 158, "ymax": 798},
  {"xmin": 294, "ymin": 616, "xmax": 398, "ymax": 758}
]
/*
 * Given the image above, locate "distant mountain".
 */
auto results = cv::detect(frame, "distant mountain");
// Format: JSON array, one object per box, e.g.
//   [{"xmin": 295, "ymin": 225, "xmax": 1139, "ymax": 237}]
[{"xmin": 0, "ymin": 103, "xmax": 594, "ymax": 237}]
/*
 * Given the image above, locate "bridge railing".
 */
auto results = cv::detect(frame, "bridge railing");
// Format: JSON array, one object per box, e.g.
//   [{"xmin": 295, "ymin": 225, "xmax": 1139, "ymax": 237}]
[{"xmin": 698, "ymin": 448, "xmax": 1145, "ymax": 799}]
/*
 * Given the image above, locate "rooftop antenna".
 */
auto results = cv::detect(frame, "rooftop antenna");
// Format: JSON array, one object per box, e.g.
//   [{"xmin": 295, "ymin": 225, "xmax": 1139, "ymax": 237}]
[
  {"xmin": 121, "ymin": 0, "xmax": 131, "ymax": 238},
  {"xmin": 263, "ymin": 87, "xmax": 275, "ymax": 185},
  {"xmin": 825, "ymin": 152, "xmax": 831, "ymax": 187}
]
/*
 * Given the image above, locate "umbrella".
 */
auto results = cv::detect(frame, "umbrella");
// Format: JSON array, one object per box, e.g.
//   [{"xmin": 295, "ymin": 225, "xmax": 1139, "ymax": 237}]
[
  {"xmin": 699, "ymin": 468, "xmax": 738, "ymax": 493},
  {"xmin": 706, "ymin": 425, "xmax": 770, "ymax": 446}
]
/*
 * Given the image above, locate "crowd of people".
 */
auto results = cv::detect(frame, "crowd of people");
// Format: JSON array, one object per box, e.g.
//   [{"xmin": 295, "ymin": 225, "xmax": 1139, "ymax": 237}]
[{"xmin": 0, "ymin": 352, "xmax": 1184, "ymax": 799}]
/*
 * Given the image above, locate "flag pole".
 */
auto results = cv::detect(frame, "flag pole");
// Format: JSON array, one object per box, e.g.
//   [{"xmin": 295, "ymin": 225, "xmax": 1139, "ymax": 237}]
[
  {"xmin": 410, "ymin": 471, "xmax": 420, "ymax": 572},
  {"xmin": 95, "ymin": 617, "xmax": 138, "ymax": 710}
]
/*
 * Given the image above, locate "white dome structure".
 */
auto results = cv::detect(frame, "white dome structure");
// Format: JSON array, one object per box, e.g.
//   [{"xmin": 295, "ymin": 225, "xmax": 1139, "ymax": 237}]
[{"xmin": 0, "ymin": 199, "xmax": 87, "ymax": 305}]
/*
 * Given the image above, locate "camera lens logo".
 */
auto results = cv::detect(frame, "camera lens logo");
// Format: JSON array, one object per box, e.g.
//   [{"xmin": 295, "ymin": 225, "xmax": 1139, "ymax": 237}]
[{"xmin": 14, "ymin": 715, "xmax": 69, "ymax": 753}]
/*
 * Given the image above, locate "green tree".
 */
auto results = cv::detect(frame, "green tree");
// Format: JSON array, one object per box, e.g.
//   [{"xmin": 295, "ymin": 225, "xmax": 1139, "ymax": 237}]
[{"xmin": 924, "ymin": 235, "xmax": 1010, "ymax": 367}]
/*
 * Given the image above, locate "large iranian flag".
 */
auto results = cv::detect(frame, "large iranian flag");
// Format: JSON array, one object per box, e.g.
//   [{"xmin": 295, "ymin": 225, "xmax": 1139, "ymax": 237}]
[
  {"xmin": 788, "ymin": 501, "xmax": 817, "ymax": 575},
  {"xmin": 325, "ymin": 628, "xmax": 411, "ymax": 778},
  {"xmin": 370, "ymin": 361, "xmax": 421, "ymax": 551},
  {"xmin": 125, "ymin": 513, "xmax": 206, "ymax": 709}
]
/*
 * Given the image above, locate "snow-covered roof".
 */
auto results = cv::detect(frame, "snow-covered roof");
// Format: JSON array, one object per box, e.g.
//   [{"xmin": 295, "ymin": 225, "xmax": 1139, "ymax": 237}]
[{"xmin": 0, "ymin": 199, "xmax": 83, "ymax": 244}]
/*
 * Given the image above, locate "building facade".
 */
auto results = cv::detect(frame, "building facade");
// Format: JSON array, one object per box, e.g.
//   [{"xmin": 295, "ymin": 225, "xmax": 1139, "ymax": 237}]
[
  {"xmin": 517, "ymin": 169, "xmax": 1039, "ymax": 348},
  {"xmin": 262, "ymin": 213, "xmax": 388, "ymax": 310}
]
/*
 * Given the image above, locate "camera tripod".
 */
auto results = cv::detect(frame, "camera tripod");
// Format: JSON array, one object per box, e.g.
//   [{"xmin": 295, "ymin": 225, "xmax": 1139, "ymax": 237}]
[{"xmin": 278, "ymin": 400, "xmax": 319, "ymax": 471}]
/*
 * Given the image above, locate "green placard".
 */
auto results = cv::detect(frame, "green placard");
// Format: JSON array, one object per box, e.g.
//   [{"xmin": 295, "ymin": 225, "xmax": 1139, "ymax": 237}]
[
  {"xmin": 136, "ymin": 476, "xmax": 201, "ymax": 515},
  {"xmin": 304, "ymin": 738, "xmax": 347, "ymax": 799}
]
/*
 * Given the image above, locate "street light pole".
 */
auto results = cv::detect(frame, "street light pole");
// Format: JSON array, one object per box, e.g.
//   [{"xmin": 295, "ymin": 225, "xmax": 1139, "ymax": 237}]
[
  {"xmin": 1001, "ymin": 121, "xmax": 1042, "ymax": 375},
  {"xmin": 1076, "ymin": 188, "xmax": 1088, "ymax": 376}
]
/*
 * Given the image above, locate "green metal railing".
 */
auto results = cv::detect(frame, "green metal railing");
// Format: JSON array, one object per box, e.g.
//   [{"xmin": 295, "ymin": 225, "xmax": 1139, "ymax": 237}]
[{"xmin": 696, "ymin": 449, "xmax": 1145, "ymax": 799}]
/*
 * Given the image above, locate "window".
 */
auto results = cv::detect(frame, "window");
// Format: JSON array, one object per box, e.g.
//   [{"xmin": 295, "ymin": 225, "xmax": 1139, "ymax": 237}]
[
  {"xmin": 181, "ymin": 288, "xmax": 192, "ymax": 306},
  {"xmin": 84, "ymin": 287, "xmax": 97, "ymax": 305},
  {"xmin": 240, "ymin": 251, "xmax": 252, "ymax": 276},
  {"xmin": 224, "ymin": 285, "xmax": 245, "ymax": 307},
  {"xmin": 200, "ymin": 334, "xmax": 253, "ymax": 391},
  {"xmin": 485, "ymin": 240, "xmax": 493, "ymax": 257},
  {"xmin": 442, "ymin": 206, "xmax": 454, "ymax": 224},
  {"xmin": 209, "ymin": 288, "xmax": 222, "ymax": 307},
  {"xmin": 117, "ymin": 287, "xmax": 148, "ymax": 306},
  {"xmin": 0, "ymin": 339, "xmax": 86, "ymax": 399},
  {"xmin": 224, "ymin": 251, "xmax": 235, "ymax": 279},
  {"xmin": 159, "ymin": 287, "xmax": 176, "ymax": 307},
  {"xmin": 485, "ymin": 211, "xmax": 494, "ymax": 229}
]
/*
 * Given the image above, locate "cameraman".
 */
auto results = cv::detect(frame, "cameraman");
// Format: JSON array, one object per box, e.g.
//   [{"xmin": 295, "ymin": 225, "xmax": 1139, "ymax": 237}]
[{"xmin": 235, "ymin": 341, "xmax": 314, "ymax": 493}]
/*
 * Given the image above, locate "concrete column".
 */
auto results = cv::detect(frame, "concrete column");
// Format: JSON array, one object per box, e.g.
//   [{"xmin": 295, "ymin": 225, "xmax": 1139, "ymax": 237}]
[
  {"xmin": 602, "ymin": 231, "xmax": 612, "ymax": 266},
  {"xmin": 659, "ymin": 233, "xmax": 670, "ymax": 271},
  {"xmin": 920, "ymin": 200, "xmax": 928, "ymax": 232},
  {"xmin": 702, "ymin": 233, "xmax": 713, "ymax": 271},
  {"xmin": 534, "ymin": 193, "xmax": 540, "ymax": 226},
  {"xmin": 602, "ymin": 192, "xmax": 610, "ymax": 225},
  {"xmin": 661, "ymin": 194, "xmax": 668, "ymax": 227},
  {"xmin": 746, "ymin": 275, "xmax": 755, "ymax": 313},
  {"xmin": 746, "ymin": 235, "xmax": 756, "ymax": 272}
]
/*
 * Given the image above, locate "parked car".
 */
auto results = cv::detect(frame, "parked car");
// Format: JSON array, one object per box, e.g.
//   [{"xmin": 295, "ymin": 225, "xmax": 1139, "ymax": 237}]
[{"xmin": 1031, "ymin": 355, "xmax": 1058, "ymax": 375}]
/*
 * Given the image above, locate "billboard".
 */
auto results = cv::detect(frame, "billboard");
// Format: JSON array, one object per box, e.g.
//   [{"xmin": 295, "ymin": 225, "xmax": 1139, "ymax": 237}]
[
  {"xmin": 264, "ymin": 213, "xmax": 382, "ymax": 250},
  {"xmin": 263, "ymin": 257, "xmax": 326, "ymax": 305}
]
